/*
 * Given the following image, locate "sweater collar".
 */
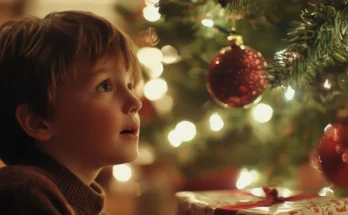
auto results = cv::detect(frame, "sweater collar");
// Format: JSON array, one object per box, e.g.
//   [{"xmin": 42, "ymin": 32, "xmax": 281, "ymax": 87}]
[{"xmin": 15, "ymin": 146, "xmax": 105, "ymax": 215}]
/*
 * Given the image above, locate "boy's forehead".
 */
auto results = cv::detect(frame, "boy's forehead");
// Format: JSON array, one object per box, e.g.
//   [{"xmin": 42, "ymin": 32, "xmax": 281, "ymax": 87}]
[
  {"xmin": 74, "ymin": 55, "xmax": 124, "ymax": 73},
  {"xmin": 92, "ymin": 55, "xmax": 128, "ymax": 72},
  {"xmin": 72, "ymin": 55, "xmax": 133, "ymax": 82}
]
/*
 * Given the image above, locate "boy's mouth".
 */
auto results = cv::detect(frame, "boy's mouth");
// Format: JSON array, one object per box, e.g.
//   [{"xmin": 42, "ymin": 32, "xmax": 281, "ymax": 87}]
[{"xmin": 120, "ymin": 127, "xmax": 138, "ymax": 135}]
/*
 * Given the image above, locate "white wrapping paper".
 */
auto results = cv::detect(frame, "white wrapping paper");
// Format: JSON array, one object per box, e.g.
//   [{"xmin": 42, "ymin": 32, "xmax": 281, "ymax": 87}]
[{"xmin": 176, "ymin": 188, "xmax": 348, "ymax": 215}]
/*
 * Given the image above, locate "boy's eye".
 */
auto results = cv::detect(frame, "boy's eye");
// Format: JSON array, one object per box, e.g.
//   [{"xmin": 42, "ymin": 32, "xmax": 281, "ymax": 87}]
[{"xmin": 97, "ymin": 79, "xmax": 113, "ymax": 92}]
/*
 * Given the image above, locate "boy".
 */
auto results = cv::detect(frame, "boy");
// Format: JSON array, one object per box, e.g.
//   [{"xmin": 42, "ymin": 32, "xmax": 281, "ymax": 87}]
[{"xmin": 0, "ymin": 10, "xmax": 142, "ymax": 215}]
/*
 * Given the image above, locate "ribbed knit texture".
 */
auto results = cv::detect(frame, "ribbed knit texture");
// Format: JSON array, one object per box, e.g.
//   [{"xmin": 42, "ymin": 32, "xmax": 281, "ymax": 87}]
[{"xmin": 0, "ymin": 146, "xmax": 105, "ymax": 215}]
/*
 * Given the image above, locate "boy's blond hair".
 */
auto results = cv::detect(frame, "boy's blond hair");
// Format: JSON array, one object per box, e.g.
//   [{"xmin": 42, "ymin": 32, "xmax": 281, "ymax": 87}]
[{"xmin": 0, "ymin": 11, "xmax": 141, "ymax": 164}]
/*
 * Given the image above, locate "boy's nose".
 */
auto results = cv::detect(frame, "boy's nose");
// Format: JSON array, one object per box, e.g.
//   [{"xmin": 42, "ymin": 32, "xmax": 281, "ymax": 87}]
[{"xmin": 127, "ymin": 95, "xmax": 142, "ymax": 114}]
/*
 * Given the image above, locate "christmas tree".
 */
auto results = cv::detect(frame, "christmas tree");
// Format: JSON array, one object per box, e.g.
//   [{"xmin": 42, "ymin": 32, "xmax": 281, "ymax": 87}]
[{"xmin": 115, "ymin": 0, "xmax": 348, "ymax": 195}]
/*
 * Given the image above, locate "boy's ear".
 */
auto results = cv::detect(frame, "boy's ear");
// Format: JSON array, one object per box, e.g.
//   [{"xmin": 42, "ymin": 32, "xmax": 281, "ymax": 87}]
[{"xmin": 15, "ymin": 104, "xmax": 53, "ymax": 141}]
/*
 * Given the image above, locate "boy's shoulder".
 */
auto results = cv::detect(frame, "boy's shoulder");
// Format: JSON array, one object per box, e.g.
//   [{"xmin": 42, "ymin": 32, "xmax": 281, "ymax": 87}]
[
  {"xmin": 0, "ymin": 165, "xmax": 58, "ymax": 191},
  {"xmin": 0, "ymin": 165, "xmax": 73, "ymax": 214},
  {"xmin": 0, "ymin": 165, "xmax": 55, "ymax": 190}
]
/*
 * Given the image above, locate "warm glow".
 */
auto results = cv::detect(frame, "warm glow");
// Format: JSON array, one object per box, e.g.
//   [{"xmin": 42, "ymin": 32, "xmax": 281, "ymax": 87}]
[
  {"xmin": 175, "ymin": 121, "xmax": 196, "ymax": 142},
  {"xmin": 137, "ymin": 47, "xmax": 163, "ymax": 68},
  {"xmin": 137, "ymin": 145, "xmax": 155, "ymax": 165},
  {"xmin": 209, "ymin": 113, "xmax": 224, "ymax": 131},
  {"xmin": 236, "ymin": 169, "xmax": 252, "ymax": 189},
  {"xmin": 250, "ymin": 188, "xmax": 264, "ymax": 197},
  {"xmin": 281, "ymin": 188, "xmax": 293, "ymax": 197},
  {"xmin": 168, "ymin": 130, "xmax": 182, "ymax": 147},
  {"xmin": 319, "ymin": 187, "xmax": 334, "ymax": 196},
  {"xmin": 161, "ymin": 45, "xmax": 179, "ymax": 64},
  {"xmin": 144, "ymin": 78, "xmax": 168, "ymax": 101},
  {"xmin": 152, "ymin": 95, "xmax": 173, "ymax": 115},
  {"xmin": 201, "ymin": 19, "xmax": 214, "ymax": 27},
  {"xmin": 145, "ymin": 0, "xmax": 160, "ymax": 4},
  {"xmin": 252, "ymin": 103, "xmax": 273, "ymax": 123},
  {"xmin": 113, "ymin": 164, "xmax": 132, "ymax": 182},
  {"xmin": 146, "ymin": 62, "xmax": 164, "ymax": 78},
  {"xmin": 143, "ymin": 5, "xmax": 161, "ymax": 22},
  {"xmin": 323, "ymin": 79, "xmax": 332, "ymax": 89},
  {"xmin": 284, "ymin": 86, "xmax": 295, "ymax": 100},
  {"xmin": 236, "ymin": 169, "xmax": 260, "ymax": 189}
]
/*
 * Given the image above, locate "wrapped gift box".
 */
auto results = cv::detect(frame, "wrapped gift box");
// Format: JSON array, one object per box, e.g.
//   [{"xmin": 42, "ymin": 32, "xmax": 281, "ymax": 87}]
[{"xmin": 176, "ymin": 187, "xmax": 348, "ymax": 215}]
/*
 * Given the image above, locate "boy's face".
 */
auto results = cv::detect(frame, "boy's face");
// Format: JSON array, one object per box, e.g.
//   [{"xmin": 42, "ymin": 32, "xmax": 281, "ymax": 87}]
[{"xmin": 48, "ymin": 56, "xmax": 142, "ymax": 168}]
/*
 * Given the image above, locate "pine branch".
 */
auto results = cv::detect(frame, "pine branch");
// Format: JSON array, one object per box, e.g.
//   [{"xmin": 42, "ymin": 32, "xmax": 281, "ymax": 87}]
[
  {"xmin": 267, "ymin": 0, "xmax": 348, "ymax": 89},
  {"xmin": 216, "ymin": 0, "xmax": 258, "ymax": 9}
]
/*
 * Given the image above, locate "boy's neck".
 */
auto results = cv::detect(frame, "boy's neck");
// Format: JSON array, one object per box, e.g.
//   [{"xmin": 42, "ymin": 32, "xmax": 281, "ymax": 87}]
[{"xmin": 34, "ymin": 143, "xmax": 101, "ymax": 185}]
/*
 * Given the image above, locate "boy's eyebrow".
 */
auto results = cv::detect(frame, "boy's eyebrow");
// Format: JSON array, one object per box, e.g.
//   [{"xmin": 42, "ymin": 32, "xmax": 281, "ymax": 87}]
[
  {"xmin": 85, "ymin": 68, "xmax": 109, "ymax": 81},
  {"xmin": 92, "ymin": 68, "xmax": 108, "ymax": 74}
]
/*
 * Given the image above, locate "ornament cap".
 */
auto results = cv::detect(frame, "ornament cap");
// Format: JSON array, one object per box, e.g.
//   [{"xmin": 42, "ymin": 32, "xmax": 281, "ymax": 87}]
[{"xmin": 227, "ymin": 34, "xmax": 243, "ymax": 46}]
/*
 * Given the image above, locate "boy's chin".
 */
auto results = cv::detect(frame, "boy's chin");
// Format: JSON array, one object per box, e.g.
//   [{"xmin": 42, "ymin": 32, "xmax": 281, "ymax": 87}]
[{"xmin": 106, "ymin": 151, "xmax": 139, "ymax": 166}]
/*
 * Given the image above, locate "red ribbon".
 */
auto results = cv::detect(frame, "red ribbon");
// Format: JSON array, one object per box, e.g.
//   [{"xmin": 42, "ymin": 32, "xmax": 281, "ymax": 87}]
[{"xmin": 215, "ymin": 187, "xmax": 318, "ymax": 215}]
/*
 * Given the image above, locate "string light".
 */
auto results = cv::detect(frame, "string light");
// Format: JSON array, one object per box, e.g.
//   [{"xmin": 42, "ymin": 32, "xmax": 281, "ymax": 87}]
[
  {"xmin": 152, "ymin": 95, "xmax": 173, "ymax": 115},
  {"xmin": 161, "ymin": 45, "xmax": 179, "ymax": 64},
  {"xmin": 209, "ymin": 113, "xmax": 224, "ymax": 131},
  {"xmin": 137, "ymin": 47, "xmax": 162, "ymax": 68},
  {"xmin": 137, "ymin": 144, "xmax": 155, "ymax": 165},
  {"xmin": 323, "ymin": 79, "xmax": 332, "ymax": 89},
  {"xmin": 201, "ymin": 19, "xmax": 235, "ymax": 34},
  {"xmin": 145, "ymin": 62, "xmax": 164, "ymax": 78},
  {"xmin": 113, "ymin": 164, "xmax": 132, "ymax": 182},
  {"xmin": 145, "ymin": 0, "xmax": 160, "ymax": 4},
  {"xmin": 143, "ymin": 5, "xmax": 161, "ymax": 22},
  {"xmin": 175, "ymin": 121, "xmax": 196, "ymax": 142},
  {"xmin": 284, "ymin": 86, "xmax": 295, "ymax": 100},
  {"xmin": 201, "ymin": 19, "xmax": 214, "ymax": 27},
  {"xmin": 144, "ymin": 78, "xmax": 168, "ymax": 101},
  {"xmin": 252, "ymin": 103, "xmax": 273, "ymax": 123},
  {"xmin": 236, "ymin": 168, "xmax": 260, "ymax": 189},
  {"xmin": 168, "ymin": 130, "xmax": 183, "ymax": 147}
]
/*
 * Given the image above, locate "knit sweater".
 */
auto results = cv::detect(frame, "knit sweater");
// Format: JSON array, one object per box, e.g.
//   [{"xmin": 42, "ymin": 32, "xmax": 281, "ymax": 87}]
[{"xmin": 0, "ymin": 146, "xmax": 105, "ymax": 215}]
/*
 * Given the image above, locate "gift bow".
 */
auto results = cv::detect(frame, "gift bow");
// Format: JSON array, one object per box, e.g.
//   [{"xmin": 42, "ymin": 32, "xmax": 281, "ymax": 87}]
[{"xmin": 215, "ymin": 187, "xmax": 318, "ymax": 214}]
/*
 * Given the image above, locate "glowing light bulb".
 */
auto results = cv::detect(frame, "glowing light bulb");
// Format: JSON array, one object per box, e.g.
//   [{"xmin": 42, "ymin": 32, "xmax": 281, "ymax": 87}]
[
  {"xmin": 161, "ymin": 45, "xmax": 178, "ymax": 64},
  {"xmin": 252, "ymin": 103, "xmax": 273, "ymax": 123},
  {"xmin": 143, "ymin": 5, "xmax": 161, "ymax": 22},
  {"xmin": 145, "ymin": 0, "xmax": 160, "ymax": 4},
  {"xmin": 152, "ymin": 95, "xmax": 173, "ymax": 115},
  {"xmin": 146, "ymin": 62, "xmax": 164, "ymax": 78},
  {"xmin": 209, "ymin": 113, "xmax": 224, "ymax": 131},
  {"xmin": 175, "ymin": 121, "xmax": 196, "ymax": 142},
  {"xmin": 168, "ymin": 130, "xmax": 182, "ymax": 147},
  {"xmin": 113, "ymin": 164, "xmax": 132, "ymax": 182},
  {"xmin": 236, "ymin": 169, "xmax": 252, "ymax": 189},
  {"xmin": 323, "ymin": 79, "xmax": 332, "ymax": 89},
  {"xmin": 137, "ymin": 145, "xmax": 155, "ymax": 165},
  {"xmin": 144, "ymin": 78, "xmax": 167, "ymax": 101},
  {"xmin": 201, "ymin": 19, "xmax": 214, "ymax": 27},
  {"xmin": 284, "ymin": 86, "xmax": 295, "ymax": 100},
  {"xmin": 137, "ymin": 47, "xmax": 162, "ymax": 68},
  {"xmin": 236, "ymin": 169, "xmax": 260, "ymax": 189}
]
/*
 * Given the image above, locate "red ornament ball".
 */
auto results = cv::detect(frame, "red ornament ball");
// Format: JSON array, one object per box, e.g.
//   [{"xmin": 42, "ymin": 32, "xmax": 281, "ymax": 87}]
[
  {"xmin": 207, "ymin": 44, "xmax": 267, "ymax": 108},
  {"xmin": 318, "ymin": 123, "xmax": 348, "ymax": 189}
]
